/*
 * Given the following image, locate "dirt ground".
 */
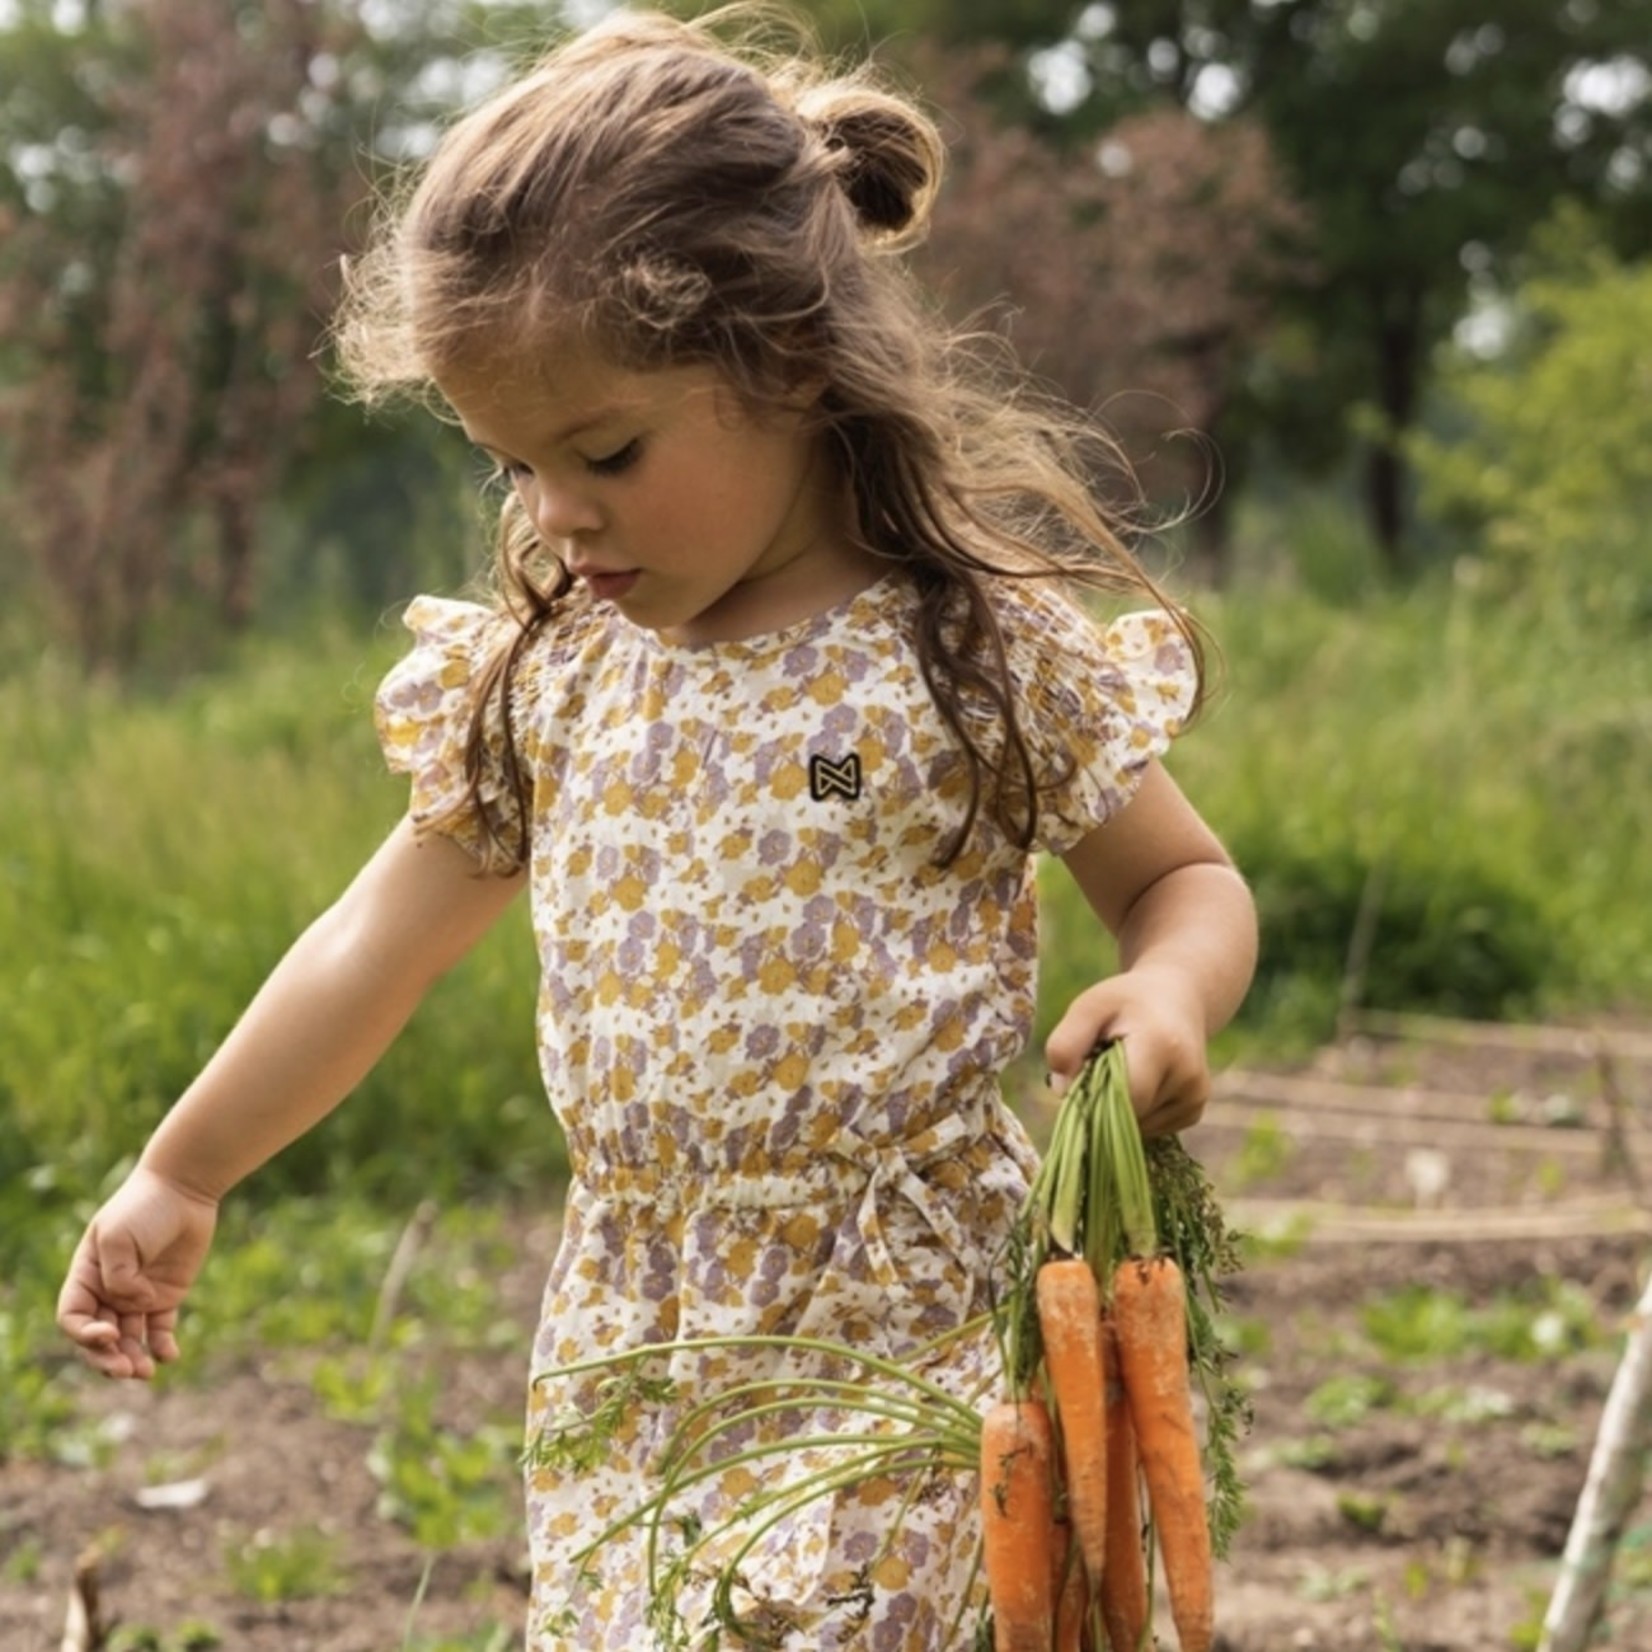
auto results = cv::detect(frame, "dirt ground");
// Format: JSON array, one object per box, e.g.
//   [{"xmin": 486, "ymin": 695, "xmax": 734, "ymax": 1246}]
[{"xmin": 5, "ymin": 1017, "xmax": 1651, "ymax": 1651}]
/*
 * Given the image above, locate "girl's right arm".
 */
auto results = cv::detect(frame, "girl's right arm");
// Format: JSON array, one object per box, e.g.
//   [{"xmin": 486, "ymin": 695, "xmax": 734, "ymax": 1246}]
[{"xmin": 57, "ymin": 817, "xmax": 525, "ymax": 1379}]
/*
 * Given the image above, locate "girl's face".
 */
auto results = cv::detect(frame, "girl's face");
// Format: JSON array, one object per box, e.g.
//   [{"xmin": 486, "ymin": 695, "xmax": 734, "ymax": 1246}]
[{"xmin": 439, "ymin": 345, "xmax": 862, "ymax": 646}]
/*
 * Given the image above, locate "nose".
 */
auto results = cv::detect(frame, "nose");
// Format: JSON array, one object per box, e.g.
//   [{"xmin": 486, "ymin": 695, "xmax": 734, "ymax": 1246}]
[{"xmin": 519, "ymin": 474, "xmax": 601, "ymax": 541}]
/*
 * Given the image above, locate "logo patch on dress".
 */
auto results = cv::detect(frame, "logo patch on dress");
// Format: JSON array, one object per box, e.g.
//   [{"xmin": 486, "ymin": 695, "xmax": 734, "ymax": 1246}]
[{"xmin": 808, "ymin": 752, "xmax": 862, "ymax": 802}]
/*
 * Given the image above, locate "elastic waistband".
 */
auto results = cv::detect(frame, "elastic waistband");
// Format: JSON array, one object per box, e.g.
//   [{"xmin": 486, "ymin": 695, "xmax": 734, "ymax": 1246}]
[{"xmin": 572, "ymin": 1110, "xmax": 995, "ymax": 1216}]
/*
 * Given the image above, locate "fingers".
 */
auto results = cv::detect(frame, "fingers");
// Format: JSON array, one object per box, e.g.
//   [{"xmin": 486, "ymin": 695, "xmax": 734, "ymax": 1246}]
[
  {"xmin": 1042, "ymin": 980, "xmax": 1211, "ymax": 1134},
  {"xmin": 148, "ymin": 1307, "xmax": 182, "ymax": 1366},
  {"xmin": 1043, "ymin": 989, "xmax": 1114, "ymax": 1097},
  {"xmin": 57, "ymin": 1229, "xmax": 165, "ymax": 1380}
]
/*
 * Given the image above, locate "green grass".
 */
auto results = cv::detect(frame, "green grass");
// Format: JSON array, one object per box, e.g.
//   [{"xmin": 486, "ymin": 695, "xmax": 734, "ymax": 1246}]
[
  {"xmin": 6, "ymin": 510, "xmax": 1649, "ymax": 1217},
  {"xmin": 2, "ymin": 498, "xmax": 1648, "ymax": 1429},
  {"xmin": 0, "ymin": 623, "xmax": 556, "ymax": 1212}
]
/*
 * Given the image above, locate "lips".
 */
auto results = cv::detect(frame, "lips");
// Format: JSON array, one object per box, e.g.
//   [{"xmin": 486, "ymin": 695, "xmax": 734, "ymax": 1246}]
[{"xmin": 571, "ymin": 567, "xmax": 640, "ymax": 601}]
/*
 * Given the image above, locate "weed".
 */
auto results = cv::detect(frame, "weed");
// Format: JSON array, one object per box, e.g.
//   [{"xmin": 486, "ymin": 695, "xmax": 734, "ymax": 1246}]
[
  {"xmin": 1336, "ymin": 1492, "xmax": 1392, "ymax": 1534},
  {"xmin": 1507, "ymin": 1586, "xmax": 1551, "ymax": 1649},
  {"xmin": 108, "ymin": 1624, "xmax": 222, "ymax": 1652},
  {"xmin": 1297, "ymin": 1564, "xmax": 1369, "ymax": 1601},
  {"xmin": 223, "ymin": 1524, "xmax": 349, "ymax": 1603},
  {"xmin": 1520, "ymin": 1420, "xmax": 1580, "ymax": 1460},
  {"xmin": 1413, "ymin": 1383, "xmax": 1517, "ymax": 1425},
  {"xmin": 1361, "ymin": 1279, "xmax": 1599, "ymax": 1364},
  {"xmin": 1, "ymin": 1535, "xmax": 42, "ymax": 1584},
  {"xmin": 1273, "ymin": 1434, "xmax": 1340, "ymax": 1471},
  {"xmin": 1238, "ymin": 1214, "xmax": 1311, "ymax": 1262},
  {"xmin": 369, "ymin": 1378, "xmax": 519, "ymax": 1549},
  {"xmin": 403, "ymin": 1630, "xmax": 516, "ymax": 1652},
  {"xmin": 1216, "ymin": 1311, "xmax": 1273, "ymax": 1361},
  {"xmin": 1304, "ymin": 1372, "xmax": 1397, "ymax": 1429},
  {"xmin": 1230, "ymin": 1112, "xmax": 1295, "ymax": 1189}
]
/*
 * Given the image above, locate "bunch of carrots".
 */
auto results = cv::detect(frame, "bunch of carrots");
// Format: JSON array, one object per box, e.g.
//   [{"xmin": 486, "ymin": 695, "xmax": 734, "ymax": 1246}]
[
  {"xmin": 529, "ymin": 1042, "xmax": 1243, "ymax": 1651},
  {"xmin": 979, "ymin": 1041, "xmax": 1244, "ymax": 1652}
]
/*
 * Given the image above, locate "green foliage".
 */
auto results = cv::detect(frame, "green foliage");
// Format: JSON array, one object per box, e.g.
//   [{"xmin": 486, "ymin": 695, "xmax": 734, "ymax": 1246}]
[
  {"xmin": 403, "ymin": 1630, "xmax": 516, "ymax": 1652},
  {"xmin": 1304, "ymin": 1372, "xmax": 1398, "ymax": 1430},
  {"xmin": 1150, "ymin": 542, "xmax": 1652, "ymax": 1049},
  {"xmin": 1411, "ymin": 211, "xmax": 1652, "ymax": 629},
  {"xmin": 368, "ymin": 1378, "xmax": 520, "ymax": 1548},
  {"xmin": 1359, "ymin": 1278, "xmax": 1599, "ymax": 1365},
  {"xmin": 107, "ymin": 1627, "xmax": 223, "ymax": 1652},
  {"xmin": 0, "ymin": 629, "xmax": 559, "ymax": 1211},
  {"xmin": 223, "ymin": 1524, "xmax": 349, "ymax": 1603}
]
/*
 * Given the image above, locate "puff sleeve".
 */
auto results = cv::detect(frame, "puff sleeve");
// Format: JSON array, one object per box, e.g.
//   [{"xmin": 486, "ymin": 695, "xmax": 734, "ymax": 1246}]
[
  {"xmin": 1000, "ymin": 585, "xmax": 1198, "ymax": 856},
  {"xmin": 374, "ymin": 595, "xmax": 527, "ymax": 872}
]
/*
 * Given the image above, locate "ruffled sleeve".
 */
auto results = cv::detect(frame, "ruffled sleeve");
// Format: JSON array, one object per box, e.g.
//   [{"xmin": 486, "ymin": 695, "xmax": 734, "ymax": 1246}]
[
  {"xmin": 999, "ymin": 584, "xmax": 1198, "ymax": 856},
  {"xmin": 374, "ymin": 595, "xmax": 526, "ymax": 872}
]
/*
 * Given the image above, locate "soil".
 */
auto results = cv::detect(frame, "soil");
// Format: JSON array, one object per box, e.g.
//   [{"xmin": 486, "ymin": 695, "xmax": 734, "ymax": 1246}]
[{"xmin": 4, "ymin": 1019, "xmax": 1651, "ymax": 1652}]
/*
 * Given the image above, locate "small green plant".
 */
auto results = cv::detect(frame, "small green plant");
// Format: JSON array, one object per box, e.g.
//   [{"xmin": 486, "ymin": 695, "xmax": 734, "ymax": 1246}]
[
  {"xmin": 1229, "ymin": 1112, "xmax": 1295, "ymax": 1189},
  {"xmin": 1272, "ymin": 1433, "xmax": 1339, "ymax": 1471},
  {"xmin": 1297, "ymin": 1564, "xmax": 1369, "ymax": 1602},
  {"xmin": 108, "ymin": 1621, "xmax": 222, "ymax": 1651},
  {"xmin": 1337, "ymin": 1491, "xmax": 1392, "ymax": 1535},
  {"xmin": 403, "ymin": 1630, "xmax": 516, "ymax": 1652},
  {"xmin": 1507, "ymin": 1586, "xmax": 1552, "ymax": 1649},
  {"xmin": 1520, "ymin": 1419, "xmax": 1580, "ymax": 1460},
  {"xmin": 1304, "ymin": 1372, "xmax": 1397, "ymax": 1429},
  {"xmin": 369, "ymin": 1379, "xmax": 518, "ymax": 1549},
  {"xmin": 0, "ymin": 1307, "xmax": 79, "ymax": 1463},
  {"xmin": 1413, "ymin": 1383, "xmax": 1516, "ymax": 1425},
  {"xmin": 1361, "ymin": 1279, "xmax": 1599, "ymax": 1364},
  {"xmin": 1, "ymin": 1535, "xmax": 43, "ymax": 1584},
  {"xmin": 223, "ymin": 1525, "xmax": 349, "ymax": 1603}
]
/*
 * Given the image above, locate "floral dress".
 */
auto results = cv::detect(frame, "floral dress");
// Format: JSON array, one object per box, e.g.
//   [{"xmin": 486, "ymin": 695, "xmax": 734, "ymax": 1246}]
[{"xmin": 375, "ymin": 573, "xmax": 1194, "ymax": 1650}]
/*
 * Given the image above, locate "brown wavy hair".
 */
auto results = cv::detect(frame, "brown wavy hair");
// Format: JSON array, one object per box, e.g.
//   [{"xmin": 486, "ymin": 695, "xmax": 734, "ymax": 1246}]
[{"xmin": 334, "ymin": 4, "xmax": 1203, "ymax": 869}]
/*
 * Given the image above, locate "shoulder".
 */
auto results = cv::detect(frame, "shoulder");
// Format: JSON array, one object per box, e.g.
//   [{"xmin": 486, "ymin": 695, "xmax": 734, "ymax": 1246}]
[
  {"xmin": 385, "ymin": 589, "xmax": 619, "ymax": 707},
  {"xmin": 986, "ymin": 575, "xmax": 1197, "ymax": 726}
]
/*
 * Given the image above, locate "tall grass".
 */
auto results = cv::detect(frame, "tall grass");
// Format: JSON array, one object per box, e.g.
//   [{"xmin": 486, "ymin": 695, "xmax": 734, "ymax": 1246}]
[
  {"xmin": 1044, "ymin": 553, "xmax": 1651, "ymax": 1053},
  {"xmin": 1, "ymin": 621, "xmax": 555, "ymax": 1216},
  {"xmin": 5, "ymin": 541, "xmax": 1649, "ymax": 1213}
]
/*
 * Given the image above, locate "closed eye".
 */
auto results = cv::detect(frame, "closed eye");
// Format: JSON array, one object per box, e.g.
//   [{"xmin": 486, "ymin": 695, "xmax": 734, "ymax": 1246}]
[{"xmin": 586, "ymin": 438, "xmax": 642, "ymax": 477}]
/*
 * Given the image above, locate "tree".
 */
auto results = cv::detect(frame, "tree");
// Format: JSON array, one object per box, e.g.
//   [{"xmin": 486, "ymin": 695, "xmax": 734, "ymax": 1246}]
[
  {"xmin": 1409, "ymin": 209, "xmax": 1652, "ymax": 629},
  {"xmin": 0, "ymin": 0, "xmax": 371, "ymax": 665},
  {"xmin": 914, "ymin": 45, "xmax": 1311, "ymax": 578},
  {"xmin": 1069, "ymin": 0, "xmax": 1652, "ymax": 566},
  {"xmin": 0, "ymin": 0, "xmax": 559, "ymax": 667},
  {"xmin": 793, "ymin": 0, "xmax": 1652, "ymax": 567}
]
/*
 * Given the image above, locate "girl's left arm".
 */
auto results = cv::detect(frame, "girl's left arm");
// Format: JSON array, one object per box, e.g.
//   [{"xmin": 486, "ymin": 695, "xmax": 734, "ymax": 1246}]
[{"xmin": 1048, "ymin": 759, "xmax": 1258, "ymax": 1135}]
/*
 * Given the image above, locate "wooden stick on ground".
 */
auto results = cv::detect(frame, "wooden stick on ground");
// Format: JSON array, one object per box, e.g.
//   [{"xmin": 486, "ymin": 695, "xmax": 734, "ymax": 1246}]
[
  {"xmin": 1539, "ymin": 1267, "xmax": 1652, "ymax": 1652},
  {"xmin": 60, "ymin": 1544, "xmax": 106, "ymax": 1652}
]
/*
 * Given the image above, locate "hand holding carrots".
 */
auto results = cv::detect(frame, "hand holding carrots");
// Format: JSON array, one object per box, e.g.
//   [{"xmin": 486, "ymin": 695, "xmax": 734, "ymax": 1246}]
[{"xmin": 1044, "ymin": 966, "xmax": 1212, "ymax": 1137}]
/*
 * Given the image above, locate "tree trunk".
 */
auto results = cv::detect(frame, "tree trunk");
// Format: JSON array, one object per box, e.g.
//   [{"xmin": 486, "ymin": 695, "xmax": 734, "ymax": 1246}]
[
  {"xmin": 1366, "ymin": 291, "xmax": 1423, "ymax": 572},
  {"xmin": 1188, "ymin": 477, "xmax": 1233, "ymax": 588}
]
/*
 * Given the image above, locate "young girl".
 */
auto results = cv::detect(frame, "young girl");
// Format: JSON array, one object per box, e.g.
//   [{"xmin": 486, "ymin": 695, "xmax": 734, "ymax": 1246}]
[{"xmin": 58, "ymin": 8, "xmax": 1257, "ymax": 1647}]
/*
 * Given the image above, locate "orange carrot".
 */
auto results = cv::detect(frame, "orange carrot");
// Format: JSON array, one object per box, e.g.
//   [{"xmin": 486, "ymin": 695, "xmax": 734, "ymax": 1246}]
[
  {"xmin": 1035, "ymin": 1257, "xmax": 1109, "ymax": 1584},
  {"xmin": 979, "ymin": 1397, "xmax": 1058, "ymax": 1652},
  {"xmin": 1099, "ymin": 1313, "xmax": 1149, "ymax": 1652},
  {"xmin": 1111, "ymin": 1257, "xmax": 1213, "ymax": 1652},
  {"xmin": 1051, "ymin": 1521, "xmax": 1088, "ymax": 1652}
]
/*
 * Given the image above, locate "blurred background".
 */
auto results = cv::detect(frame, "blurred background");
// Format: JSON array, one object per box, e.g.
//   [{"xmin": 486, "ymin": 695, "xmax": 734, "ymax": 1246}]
[{"xmin": 2, "ymin": 0, "xmax": 1650, "ymax": 1209}]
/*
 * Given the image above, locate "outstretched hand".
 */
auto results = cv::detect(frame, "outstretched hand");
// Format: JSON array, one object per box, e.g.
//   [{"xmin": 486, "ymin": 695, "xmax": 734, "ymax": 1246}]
[
  {"xmin": 1044, "ymin": 966, "xmax": 1212, "ymax": 1137},
  {"xmin": 57, "ymin": 1166, "xmax": 219, "ymax": 1379}
]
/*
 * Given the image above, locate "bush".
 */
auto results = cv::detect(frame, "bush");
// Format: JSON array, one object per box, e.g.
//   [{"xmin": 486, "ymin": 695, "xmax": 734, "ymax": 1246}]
[{"xmin": 1231, "ymin": 831, "xmax": 1551, "ymax": 1024}]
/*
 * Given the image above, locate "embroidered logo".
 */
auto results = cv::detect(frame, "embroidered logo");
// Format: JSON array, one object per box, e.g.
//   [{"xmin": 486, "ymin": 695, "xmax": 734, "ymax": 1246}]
[{"xmin": 808, "ymin": 752, "xmax": 862, "ymax": 802}]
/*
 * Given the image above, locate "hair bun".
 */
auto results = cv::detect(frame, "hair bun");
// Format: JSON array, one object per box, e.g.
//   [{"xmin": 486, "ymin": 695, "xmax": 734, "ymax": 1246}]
[{"xmin": 798, "ymin": 85, "xmax": 941, "ymax": 242}]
